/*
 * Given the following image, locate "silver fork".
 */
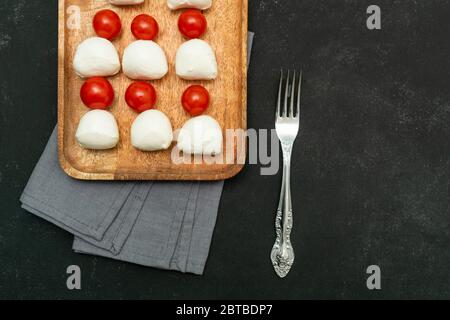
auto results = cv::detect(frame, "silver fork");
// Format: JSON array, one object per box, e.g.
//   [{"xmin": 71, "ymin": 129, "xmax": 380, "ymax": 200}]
[{"xmin": 271, "ymin": 69, "xmax": 302, "ymax": 278}]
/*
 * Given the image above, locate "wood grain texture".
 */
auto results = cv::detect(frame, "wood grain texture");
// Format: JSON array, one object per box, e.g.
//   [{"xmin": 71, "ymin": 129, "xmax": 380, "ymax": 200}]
[{"xmin": 58, "ymin": 0, "xmax": 248, "ymax": 180}]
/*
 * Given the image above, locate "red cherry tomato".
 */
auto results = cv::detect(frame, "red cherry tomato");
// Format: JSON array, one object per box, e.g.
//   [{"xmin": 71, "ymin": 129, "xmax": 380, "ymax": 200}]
[
  {"xmin": 93, "ymin": 9, "xmax": 122, "ymax": 40},
  {"xmin": 178, "ymin": 9, "xmax": 207, "ymax": 39},
  {"xmin": 131, "ymin": 14, "xmax": 159, "ymax": 40},
  {"xmin": 80, "ymin": 77, "xmax": 115, "ymax": 110},
  {"xmin": 125, "ymin": 82, "xmax": 157, "ymax": 113},
  {"xmin": 182, "ymin": 85, "xmax": 210, "ymax": 116}
]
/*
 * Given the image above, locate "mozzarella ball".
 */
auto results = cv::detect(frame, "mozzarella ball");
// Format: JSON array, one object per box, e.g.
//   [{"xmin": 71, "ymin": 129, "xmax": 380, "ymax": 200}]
[
  {"xmin": 76, "ymin": 110, "xmax": 120, "ymax": 150},
  {"xmin": 177, "ymin": 115, "xmax": 222, "ymax": 155},
  {"xmin": 131, "ymin": 110, "xmax": 174, "ymax": 151},
  {"xmin": 167, "ymin": 0, "xmax": 212, "ymax": 10},
  {"xmin": 110, "ymin": 0, "xmax": 144, "ymax": 5},
  {"xmin": 123, "ymin": 40, "xmax": 169, "ymax": 80},
  {"xmin": 73, "ymin": 37, "xmax": 121, "ymax": 78},
  {"xmin": 175, "ymin": 39, "xmax": 218, "ymax": 80}
]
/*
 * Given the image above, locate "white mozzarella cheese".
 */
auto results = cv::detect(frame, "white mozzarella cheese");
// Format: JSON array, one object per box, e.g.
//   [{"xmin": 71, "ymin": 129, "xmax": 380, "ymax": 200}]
[
  {"xmin": 167, "ymin": 0, "xmax": 212, "ymax": 10},
  {"xmin": 131, "ymin": 110, "xmax": 174, "ymax": 151},
  {"xmin": 177, "ymin": 115, "xmax": 222, "ymax": 155},
  {"xmin": 75, "ymin": 110, "xmax": 120, "ymax": 150},
  {"xmin": 123, "ymin": 40, "xmax": 169, "ymax": 80},
  {"xmin": 175, "ymin": 39, "xmax": 218, "ymax": 80},
  {"xmin": 73, "ymin": 37, "xmax": 121, "ymax": 78}
]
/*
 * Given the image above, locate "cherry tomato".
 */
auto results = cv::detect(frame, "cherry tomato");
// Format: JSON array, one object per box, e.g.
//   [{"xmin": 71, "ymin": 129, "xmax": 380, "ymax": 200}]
[
  {"xmin": 131, "ymin": 14, "xmax": 159, "ymax": 40},
  {"xmin": 182, "ymin": 85, "xmax": 210, "ymax": 116},
  {"xmin": 125, "ymin": 82, "xmax": 157, "ymax": 113},
  {"xmin": 80, "ymin": 77, "xmax": 115, "ymax": 110},
  {"xmin": 178, "ymin": 9, "xmax": 207, "ymax": 39},
  {"xmin": 93, "ymin": 10, "xmax": 122, "ymax": 40}
]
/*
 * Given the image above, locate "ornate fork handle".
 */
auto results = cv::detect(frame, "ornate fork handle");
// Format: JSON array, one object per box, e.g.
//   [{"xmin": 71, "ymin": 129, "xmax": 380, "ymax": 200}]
[{"xmin": 271, "ymin": 145, "xmax": 295, "ymax": 278}]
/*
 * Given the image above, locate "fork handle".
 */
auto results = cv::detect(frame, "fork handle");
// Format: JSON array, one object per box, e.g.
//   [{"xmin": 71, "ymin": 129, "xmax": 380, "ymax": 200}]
[{"xmin": 271, "ymin": 148, "xmax": 295, "ymax": 278}]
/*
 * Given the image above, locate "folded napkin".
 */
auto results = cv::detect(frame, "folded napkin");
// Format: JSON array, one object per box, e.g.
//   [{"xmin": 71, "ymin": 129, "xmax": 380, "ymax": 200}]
[{"xmin": 20, "ymin": 33, "xmax": 254, "ymax": 275}]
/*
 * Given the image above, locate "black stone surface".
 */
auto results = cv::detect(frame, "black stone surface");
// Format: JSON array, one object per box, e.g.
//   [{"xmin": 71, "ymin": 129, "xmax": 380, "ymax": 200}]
[{"xmin": 0, "ymin": 0, "xmax": 449, "ymax": 299}]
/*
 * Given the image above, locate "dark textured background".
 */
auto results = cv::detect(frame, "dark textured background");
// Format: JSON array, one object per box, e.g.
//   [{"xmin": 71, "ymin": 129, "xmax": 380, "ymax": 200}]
[{"xmin": 0, "ymin": 0, "xmax": 449, "ymax": 299}]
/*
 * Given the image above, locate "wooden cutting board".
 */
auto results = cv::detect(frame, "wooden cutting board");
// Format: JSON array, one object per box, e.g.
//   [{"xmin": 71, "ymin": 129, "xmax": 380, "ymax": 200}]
[{"xmin": 58, "ymin": 0, "xmax": 248, "ymax": 180}]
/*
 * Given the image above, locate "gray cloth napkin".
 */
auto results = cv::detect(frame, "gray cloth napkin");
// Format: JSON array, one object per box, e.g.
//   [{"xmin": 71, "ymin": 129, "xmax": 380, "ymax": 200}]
[{"xmin": 20, "ymin": 33, "xmax": 254, "ymax": 275}]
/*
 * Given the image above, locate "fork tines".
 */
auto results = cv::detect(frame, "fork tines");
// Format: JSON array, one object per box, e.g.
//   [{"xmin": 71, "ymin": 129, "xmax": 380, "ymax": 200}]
[{"xmin": 277, "ymin": 69, "xmax": 302, "ymax": 119}]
